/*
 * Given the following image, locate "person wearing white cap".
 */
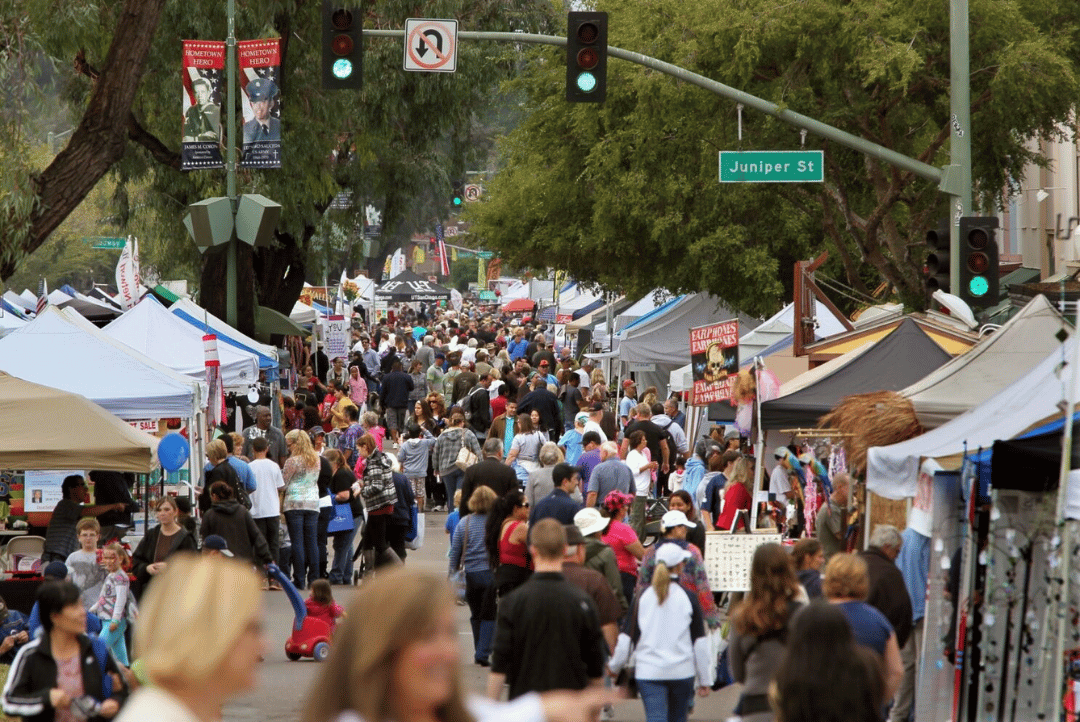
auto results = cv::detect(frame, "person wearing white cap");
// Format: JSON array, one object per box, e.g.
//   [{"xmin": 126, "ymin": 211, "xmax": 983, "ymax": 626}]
[
  {"xmin": 608, "ymin": 543, "xmax": 713, "ymax": 722},
  {"xmin": 632, "ymin": 510, "xmax": 721, "ymax": 631},
  {"xmin": 573, "ymin": 508, "xmax": 627, "ymax": 613}
]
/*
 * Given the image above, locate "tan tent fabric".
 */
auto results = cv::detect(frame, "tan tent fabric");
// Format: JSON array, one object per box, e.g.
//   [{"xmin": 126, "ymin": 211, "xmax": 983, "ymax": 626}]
[{"xmin": 0, "ymin": 372, "xmax": 159, "ymax": 472}]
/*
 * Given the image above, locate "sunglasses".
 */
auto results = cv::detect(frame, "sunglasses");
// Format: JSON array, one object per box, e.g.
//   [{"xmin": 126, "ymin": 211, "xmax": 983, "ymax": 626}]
[{"xmin": 519, "ymin": 502, "xmax": 530, "ymax": 508}]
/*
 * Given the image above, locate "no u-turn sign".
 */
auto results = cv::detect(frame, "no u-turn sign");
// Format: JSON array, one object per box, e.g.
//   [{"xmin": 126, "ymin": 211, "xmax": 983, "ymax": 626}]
[{"xmin": 404, "ymin": 18, "xmax": 458, "ymax": 73}]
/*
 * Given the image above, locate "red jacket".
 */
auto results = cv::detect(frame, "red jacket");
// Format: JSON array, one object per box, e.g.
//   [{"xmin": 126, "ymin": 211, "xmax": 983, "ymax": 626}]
[{"xmin": 305, "ymin": 598, "xmax": 344, "ymax": 628}]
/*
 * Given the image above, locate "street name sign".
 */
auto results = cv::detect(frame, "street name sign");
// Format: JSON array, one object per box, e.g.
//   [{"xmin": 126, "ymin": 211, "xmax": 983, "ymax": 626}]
[
  {"xmin": 719, "ymin": 150, "xmax": 824, "ymax": 183},
  {"xmin": 403, "ymin": 19, "xmax": 458, "ymax": 72},
  {"xmin": 84, "ymin": 237, "xmax": 126, "ymax": 249}
]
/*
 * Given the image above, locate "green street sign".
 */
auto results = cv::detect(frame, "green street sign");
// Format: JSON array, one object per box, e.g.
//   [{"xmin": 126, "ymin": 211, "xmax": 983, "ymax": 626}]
[
  {"xmin": 477, "ymin": 251, "xmax": 494, "ymax": 259},
  {"xmin": 83, "ymin": 237, "xmax": 126, "ymax": 249},
  {"xmin": 719, "ymin": 150, "xmax": 824, "ymax": 183}
]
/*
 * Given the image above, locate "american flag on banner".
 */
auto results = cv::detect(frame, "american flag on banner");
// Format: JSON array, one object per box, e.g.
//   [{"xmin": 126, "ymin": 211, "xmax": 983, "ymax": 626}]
[
  {"xmin": 204, "ymin": 333, "xmax": 226, "ymax": 427},
  {"xmin": 435, "ymin": 223, "xmax": 450, "ymax": 276},
  {"xmin": 36, "ymin": 278, "xmax": 48, "ymax": 315}
]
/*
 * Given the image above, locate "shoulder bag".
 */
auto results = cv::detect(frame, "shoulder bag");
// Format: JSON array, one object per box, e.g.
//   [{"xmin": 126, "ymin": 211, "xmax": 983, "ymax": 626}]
[{"xmin": 455, "ymin": 430, "xmax": 478, "ymax": 471}]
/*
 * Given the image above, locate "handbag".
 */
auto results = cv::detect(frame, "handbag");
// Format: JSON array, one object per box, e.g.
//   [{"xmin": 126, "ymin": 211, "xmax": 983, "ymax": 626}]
[
  {"xmin": 405, "ymin": 508, "xmax": 425, "ymax": 550},
  {"xmin": 327, "ymin": 501, "xmax": 355, "ymax": 533},
  {"xmin": 455, "ymin": 431, "xmax": 478, "ymax": 471}
]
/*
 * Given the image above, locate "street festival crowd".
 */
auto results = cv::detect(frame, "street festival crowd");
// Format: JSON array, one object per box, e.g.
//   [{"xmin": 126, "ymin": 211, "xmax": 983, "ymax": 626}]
[{"xmin": 0, "ymin": 299, "xmax": 933, "ymax": 722}]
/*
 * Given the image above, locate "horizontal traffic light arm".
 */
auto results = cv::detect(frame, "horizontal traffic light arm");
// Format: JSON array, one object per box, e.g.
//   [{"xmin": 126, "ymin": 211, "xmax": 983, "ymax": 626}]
[{"xmin": 361, "ymin": 29, "xmax": 943, "ymax": 185}]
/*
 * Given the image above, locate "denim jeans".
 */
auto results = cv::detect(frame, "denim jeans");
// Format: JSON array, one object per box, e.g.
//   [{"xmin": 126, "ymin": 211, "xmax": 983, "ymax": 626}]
[
  {"xmin": 465, "ymin": 569, "xmax": 495, "ymax": 662},
  {"xmin": 284, "ymin": 509, "xmax": 319, "ymax": 589},
  {"xmin": 329, "ymin": 516, "xmax": 362, "ymax": 584},
  {"xmin": 637, "ymin": 678, "xmax": 695, "ymax": 722},
  {"xmin": 442, "ymin": 468, "xmax": 465, "ymax": 512}
]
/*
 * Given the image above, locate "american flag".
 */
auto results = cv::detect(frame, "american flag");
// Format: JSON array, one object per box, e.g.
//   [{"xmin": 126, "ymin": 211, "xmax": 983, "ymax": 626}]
[
  {"xmin": 435, "ymin": 223, "xmax": 450, "ymax": 277},
  {"xmin": 36, "ymin": 278, "xmax": 48, "ymax": 315}
]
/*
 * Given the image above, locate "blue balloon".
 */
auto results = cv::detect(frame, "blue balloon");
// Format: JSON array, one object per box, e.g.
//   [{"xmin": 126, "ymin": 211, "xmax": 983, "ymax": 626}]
[{"xmin": 157, "ymin": 433, "xmax": 190, "ymax": 472}]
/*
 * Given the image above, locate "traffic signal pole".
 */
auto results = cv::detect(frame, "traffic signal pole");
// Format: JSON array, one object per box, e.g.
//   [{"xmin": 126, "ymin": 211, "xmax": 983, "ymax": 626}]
[
  {"xmin": 225, "ymin": 0, "xmax": 238, "ymax": 329},
  {"xmin": 949, "ymin": 0, "xmax": 972, "ymax": 297}
]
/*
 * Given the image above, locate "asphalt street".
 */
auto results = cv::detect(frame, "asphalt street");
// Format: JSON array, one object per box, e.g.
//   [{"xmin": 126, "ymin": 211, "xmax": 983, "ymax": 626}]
[{"xmin": 223, "ymin": 509, "xmax": 743, "ymax": 722}]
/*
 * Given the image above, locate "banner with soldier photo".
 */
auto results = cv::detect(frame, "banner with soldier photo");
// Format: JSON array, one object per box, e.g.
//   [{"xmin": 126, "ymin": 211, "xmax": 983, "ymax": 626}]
[
  {"xmin": 181, "ymin": 40, "xmax": 225, "ymax": 170},
  {"xmin": 690, "ymin": 320, "xmax": 739, "ymax": 405},
  {"xmin": 239, "ymin": 38, "xmax": 282, "ymax": 169}
]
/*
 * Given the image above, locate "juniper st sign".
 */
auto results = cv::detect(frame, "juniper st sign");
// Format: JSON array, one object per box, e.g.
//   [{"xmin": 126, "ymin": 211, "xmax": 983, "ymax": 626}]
[{"xmin": 719, "ymin": 150, "xmax": 824, "ymax": 183}]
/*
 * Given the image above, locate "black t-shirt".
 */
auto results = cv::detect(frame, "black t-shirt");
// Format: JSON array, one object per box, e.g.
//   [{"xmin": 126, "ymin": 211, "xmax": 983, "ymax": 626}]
[
  {"xmin": 562, "ymin": 385, "xmax": 584, "ymax": 425},
  {"xmin": 331, "ymin": 467, "xmax": 363, "ymax": 517},
  {"xmin": 317, "ymin": 456, "xmax": 334, "ymax": 498},
  {"xmin": 624, "ymin": 419, "xmax": 667, "ymax": 467}
]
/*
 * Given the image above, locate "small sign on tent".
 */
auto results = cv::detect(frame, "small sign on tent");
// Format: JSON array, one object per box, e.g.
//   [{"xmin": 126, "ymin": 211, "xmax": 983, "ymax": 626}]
[{"xmin": 690, "ymin": 320, "xmax": 739, "ymax": 405}]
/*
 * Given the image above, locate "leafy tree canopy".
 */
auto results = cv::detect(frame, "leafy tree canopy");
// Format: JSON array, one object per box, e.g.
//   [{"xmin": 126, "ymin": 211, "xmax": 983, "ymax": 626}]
[{"xmin": 465, "ymin": 0, "xmax": 1080, "ymax": 317}]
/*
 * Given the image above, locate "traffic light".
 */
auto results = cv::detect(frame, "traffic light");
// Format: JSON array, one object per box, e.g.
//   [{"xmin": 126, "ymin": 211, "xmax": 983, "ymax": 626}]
[
  {"xmin": 958, "ymin": 216, "xmax": 999, "ymax": 308},
  {"xmin": 925, "ymin": 219, "xmax": 951, "ymax": 295},
  {"xmin": 450, "ymin": 180, "xmax": 464, "ymax": 209},
  {"xmin": 322, "ymin": 2, "xmax": 362, "ymax": 90},
  {"xmin": 566, "ymin": 12, "xmax": 608, "ymax": 103}
]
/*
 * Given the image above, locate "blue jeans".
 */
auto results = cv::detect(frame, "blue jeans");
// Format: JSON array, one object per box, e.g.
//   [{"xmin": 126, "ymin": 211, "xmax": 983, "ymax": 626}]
[
  {"xmin": 284, "ymin": 509, "xmax": 319, "ymax": 589},
  {"xmin": 99, "ymin": 617, "xmax": 129, "ymax": 666},
  {"xmin": 329, "ymin": 516, "xmax": 362, "ymax": 584},
  {"xmin": 637, "ymin": 678, "xmax": 695, "ymax": 722},
  {"xmin": 442, "ymin": 469, "xmax": 464, "ymax": 513}
]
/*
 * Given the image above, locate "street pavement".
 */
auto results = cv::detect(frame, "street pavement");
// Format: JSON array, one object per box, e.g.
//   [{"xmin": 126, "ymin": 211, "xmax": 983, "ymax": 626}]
[{"xmin": 223, "ymin": 509, "xmax": 744, "ymax": 722}]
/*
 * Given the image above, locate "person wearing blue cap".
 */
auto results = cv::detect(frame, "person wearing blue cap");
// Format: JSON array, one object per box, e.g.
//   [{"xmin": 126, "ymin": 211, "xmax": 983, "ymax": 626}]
[{"xmin": 242, "ymin": 77, "xmax": 280, "ymax": 144}]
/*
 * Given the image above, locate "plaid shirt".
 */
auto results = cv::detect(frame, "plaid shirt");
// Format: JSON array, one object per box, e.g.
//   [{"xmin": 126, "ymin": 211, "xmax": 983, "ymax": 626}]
[{"xmin": 432, "ymin": 426, "xmax": 482, "ymax": 475}]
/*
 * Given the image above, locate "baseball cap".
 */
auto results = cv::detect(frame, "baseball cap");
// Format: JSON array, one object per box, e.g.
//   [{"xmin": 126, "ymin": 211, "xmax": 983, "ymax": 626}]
[
  {"xmin": 43, "ymin": 561, "xmax": 68, "ymax": 580},
  {"xmin": 574, "ymin": 507, "xmax": 609, "ymax": 538},
  {"xmin": 574, "ymin": 411, "xmax": 590, "ymax": 425},
  {"xmin": 661, "ymin": 509, "xmax": 696, "ymax": 530},
  {"xmin": 539, "ymin": 360, "xmax": 549, "ymax": 367},
  {"xmin": 774, "ymin": 447, "xmax": 788, "ymax": 460},
  {"xmin": 724, "ymin": 428, "xmax": 741, "ymax": 440},
  {"xmin": 656, "ymin": 544, "xmax": 693, "ymax": 568},
  {"xmin": 202, "ymin": 535, "xmax": 234, "ymax": 557},
  {"xmin": 622, "ymin": 379, "xmax": 635, "ymax": 389}
]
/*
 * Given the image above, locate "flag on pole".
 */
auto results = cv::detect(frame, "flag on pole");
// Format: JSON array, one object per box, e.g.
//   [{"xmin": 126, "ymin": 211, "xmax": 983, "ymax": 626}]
[
  {"xmin": 435, "ymin": 222, "xmax": 450, "ymax": 276},
  {"xmin": 204, "ymin": 333, "xmax": 226, "ymax": 427},
  {"xmin": 36, "ymin": 278, "xmax": 48, "ymax": 316},
  {"xmin": 115, "ymin": 235, "xmax": 142, "ymax": 310}
]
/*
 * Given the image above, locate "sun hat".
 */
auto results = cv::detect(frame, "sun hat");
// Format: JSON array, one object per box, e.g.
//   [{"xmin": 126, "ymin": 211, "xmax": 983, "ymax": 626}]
[{"xmin": 574, "ymin": 507, "xmax": 610, "ymax": 538}]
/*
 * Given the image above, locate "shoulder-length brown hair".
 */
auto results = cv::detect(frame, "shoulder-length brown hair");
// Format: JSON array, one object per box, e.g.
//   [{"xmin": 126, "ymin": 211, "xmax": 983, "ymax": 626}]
[
  {"xmin": 731, "ymin": 543, "xmax": 799, "ymax": 637},
  {"xmin": 302, "ymin": 569, "xmax": 473, "ymax": 722}
]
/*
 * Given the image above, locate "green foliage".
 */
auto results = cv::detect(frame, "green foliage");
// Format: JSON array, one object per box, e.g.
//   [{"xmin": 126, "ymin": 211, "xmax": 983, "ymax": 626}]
[{"xmin": 466, "ymin": 0, "xmax": 1080, "ymax": 315}]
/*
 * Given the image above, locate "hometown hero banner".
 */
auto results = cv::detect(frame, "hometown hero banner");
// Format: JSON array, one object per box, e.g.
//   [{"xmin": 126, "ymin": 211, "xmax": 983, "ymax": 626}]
[
  {"xmin": 690, "ymin": 320, "xmax": 739, "ymax": 405},
  {"xmin": 239, "ymin": 38, "xmax": 282, "ymax": 169},
  {"xmin": 181, "ymin": 41, "xmax": 225, "ymax": 170}
]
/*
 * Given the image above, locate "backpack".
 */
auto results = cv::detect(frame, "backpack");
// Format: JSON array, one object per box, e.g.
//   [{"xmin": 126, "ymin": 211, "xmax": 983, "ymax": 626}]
[{"xmin": 654, "ymin": 418, "xmax": 679, "ymax": 466}]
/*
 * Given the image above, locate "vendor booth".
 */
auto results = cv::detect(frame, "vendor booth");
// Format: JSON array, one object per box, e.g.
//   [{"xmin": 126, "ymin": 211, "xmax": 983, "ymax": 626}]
[{"xmin": 375, "ymin": 270, "xmax": 452, "ymax": 303}]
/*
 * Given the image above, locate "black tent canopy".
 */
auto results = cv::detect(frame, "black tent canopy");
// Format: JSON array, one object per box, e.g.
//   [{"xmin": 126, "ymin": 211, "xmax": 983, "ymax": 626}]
[
  {"xmin": 375, "ymin": 270, "xmax": 452, "ymax": 302},
  {"xmin": 760, "ymin": 318, "xmax": 952, "ymax": 430}
]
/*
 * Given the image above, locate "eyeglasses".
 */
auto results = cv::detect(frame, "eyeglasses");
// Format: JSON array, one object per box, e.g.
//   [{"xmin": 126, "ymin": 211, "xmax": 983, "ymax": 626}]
[{"xmin": 519, "ymin": 502, "xmax": 530, "ymax": 508}]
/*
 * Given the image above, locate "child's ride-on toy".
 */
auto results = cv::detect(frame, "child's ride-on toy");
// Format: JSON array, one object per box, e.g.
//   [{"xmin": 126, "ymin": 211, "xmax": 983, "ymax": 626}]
[{"xmin": 266, "ymin": 564, "xmax": 332, "ymax": 662}]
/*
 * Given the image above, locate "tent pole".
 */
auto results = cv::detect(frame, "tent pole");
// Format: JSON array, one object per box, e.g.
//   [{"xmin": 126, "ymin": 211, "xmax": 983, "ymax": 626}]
[
  {"xmin": 751, "ymin": 357, "xmax": 764, "ymax": 531},
  {"xmin": 1050, "ymin": 330, "xmax": 1080, "ymax": 722}
]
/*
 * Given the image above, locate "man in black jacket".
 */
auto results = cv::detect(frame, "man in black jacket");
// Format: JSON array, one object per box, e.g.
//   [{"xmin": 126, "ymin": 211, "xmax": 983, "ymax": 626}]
[
  {"xmin": 517, "ymin": 375, "xmax": 561, "ymax": 440},
  {"xmin": 379, "ymin": 360, "xmax": 415, "ymax": 444},
  {"xmin": 860, "ymin": 524, "xmax": 913, "ymax": 648},
  {"xmin": 464, "ymin": 373, "xmax": 493, "ymax": 439},
  {"xmin": 459, "ymin": 439, "xmax": 518, "ymax": 516}
]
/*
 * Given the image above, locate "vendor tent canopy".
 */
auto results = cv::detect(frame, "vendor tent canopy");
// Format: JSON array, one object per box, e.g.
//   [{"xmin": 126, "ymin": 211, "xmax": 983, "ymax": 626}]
[
  {"xmin": 375, "ymin": 270, "xmax": 452, "ymax": 302},
  {"xmin": 0, "ymin": 371, "xmax": 160, "ymax": 472},
  {"xmin": 0, "ymin": 310, "xmax": 25, "ymax": 337},
  {"xmin": 46, "ymin": 288, "xmax": 120, "ymax": 321},
  {"xmin": 899, "ymin": 294, "xmax": 1069, "ymax": 428},
  {"xmin": 761, "ymin": 318, "xmax": 951, "ymax": 430},
  {"xmin": 103, "ymin": 297, "xmax": 260, "ymax": 389},
  {"xmin": 0, "ymin": 306, "xmax": 203, "ymax": 419},
  {"xmin": 866, "ymin": 332, "xmax": 1077, "ymax": 499},
  {"xmin": 4, "ymin": 290, "xmax": 32, "ymax": 313},
  {"xmin": 503, "ymin": 298, "xmax": 536, "ymax": 313},
  {"xmin": 290, "ymin": 301, "xmax": 319, "ymax": 325},
  {"xmin": 169, "ymin": 298, "xmax": 278, "ymax": 370}
]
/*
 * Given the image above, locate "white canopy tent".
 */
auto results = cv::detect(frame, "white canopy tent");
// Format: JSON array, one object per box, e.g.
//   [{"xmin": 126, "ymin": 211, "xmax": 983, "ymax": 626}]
[
  {"xmin": 290, "ymin": 301, "xmax": 319, "ymax": 325},
  {"xmin": 0, "ymin": 311, "xmax": 26, "ymax": 337},
  {"xmin": 866, "ymin": 333, "xmax": 1077, "ymax": 499},
  {"xmin": 169, "ymin": 297, "xmax": 279, "ymax": 370},
  {"xmin": 4, "ymin": 291, "xmax": 33, "ymax": 313},
  {"xmin": 0, "ymin": 306, "xmax": 205, "ymax": 419},
  {"xmin": 46, "ymin": 289, "xmax": 121, "ymax": 321},
  {"xmin": 104, "ymin": 297, "xmax": 260, "ymax": 390},
  {"xmin": 899, "ymin": 294, "xmax": 1069, "ymax": 429}
]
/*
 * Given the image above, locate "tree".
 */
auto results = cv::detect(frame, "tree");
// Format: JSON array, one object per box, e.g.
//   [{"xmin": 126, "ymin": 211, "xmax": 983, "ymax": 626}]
[
  {"xmin": 0, "ymin": 0, "xmax": 558, "ymax": 333},
  {"xmin": 465, "ymin": 0, "xmax": 1080, "ymax": 316}
]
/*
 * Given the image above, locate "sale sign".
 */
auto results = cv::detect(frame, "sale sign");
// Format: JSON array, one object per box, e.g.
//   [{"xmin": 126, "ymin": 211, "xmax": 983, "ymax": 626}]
[{"xmin": 690, "ymin": 320, "xmax": 739, "ymax": 405}]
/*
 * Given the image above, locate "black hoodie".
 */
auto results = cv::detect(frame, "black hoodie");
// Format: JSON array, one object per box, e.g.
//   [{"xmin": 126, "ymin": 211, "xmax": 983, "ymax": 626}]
[{"xmin": 199, "ymin": 500, "xmax": 273, "ymax": 565}]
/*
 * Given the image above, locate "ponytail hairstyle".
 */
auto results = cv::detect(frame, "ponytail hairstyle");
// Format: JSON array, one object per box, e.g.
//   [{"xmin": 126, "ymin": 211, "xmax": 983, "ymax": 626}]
[
  {"xmin": 652, "ymin": 561, "xmax": 672, "ymax": 604},
  {"xmin": 485, "ymin": 489, "xmax": 527, "ymax": 568}
]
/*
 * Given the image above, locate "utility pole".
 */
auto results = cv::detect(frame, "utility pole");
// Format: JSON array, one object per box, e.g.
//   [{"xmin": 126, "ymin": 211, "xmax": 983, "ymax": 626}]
[{"xmin": 949, "ymin": 0, "xmax": 973, "ymax": 294}]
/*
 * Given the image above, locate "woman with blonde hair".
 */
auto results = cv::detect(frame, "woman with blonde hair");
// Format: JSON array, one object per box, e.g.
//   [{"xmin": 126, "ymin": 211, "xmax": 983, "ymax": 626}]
[
  {"xmin": 115, "ymin": 554, "xmax": 264, "ymax": 722},
  {"xmin": 284, "ymin": 429, "xmax": 321, "ymax": 590},
  {"xmin": 303, "ymin": 567, "xmax": 613, "ymax": 722},
  {"xmin": 728, "ymin": 543, "xmax": 804, "ymax": 722},
  {"xmin": 589, "ymin": 368, "xmax": 608, "ymax": 402},
  {"xmin": 608, "ymin": 544, "xmax": 712, "ymax": 722}
]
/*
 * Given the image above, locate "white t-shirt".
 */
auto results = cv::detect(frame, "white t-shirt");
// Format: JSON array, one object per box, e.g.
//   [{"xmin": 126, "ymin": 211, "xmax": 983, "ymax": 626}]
[
  {"xmin": 248, "ymin": 457, "xmax": 286, "ymax": 518},
  {"xmin": 65, "ymin": 548, "xmax": 106, "ymax": 611},
  {"xmin": 769, "ymin": 464, "xmax": 792, "ymax": 499},
  {"xmin": 625, "ymin": 448, "xmax": 652, "ymax": 496},
  {"xmin": 582, "ymin": 420, "xmax": 607, "ymax": 443}
]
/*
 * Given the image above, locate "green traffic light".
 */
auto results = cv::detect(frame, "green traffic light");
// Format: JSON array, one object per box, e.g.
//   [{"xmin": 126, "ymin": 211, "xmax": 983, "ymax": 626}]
[
  {"xmin": 452, "ymin": 197, "xmax": 462, "ymax": 206},
  {"xmin": 968, "ymin": 276, "xmax": 989, "ymax": 297},
  {"xmin": 576, "ymin": 71, "xmax": 597, "ymax": 93},
  {"xmin": 332, "ymin": 58, "xmax": 353, "ymax": 79}
]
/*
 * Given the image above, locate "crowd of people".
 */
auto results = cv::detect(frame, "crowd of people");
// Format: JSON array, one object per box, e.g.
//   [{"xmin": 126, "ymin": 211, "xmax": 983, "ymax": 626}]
[{"xmin": 1, "ymin": 301, "xmax": 934, "ymax": 722}]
